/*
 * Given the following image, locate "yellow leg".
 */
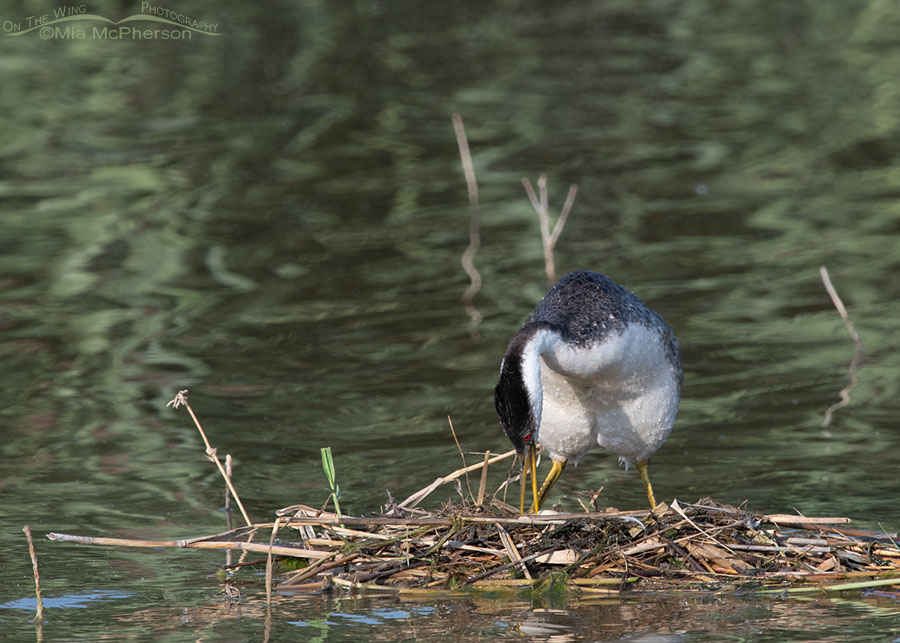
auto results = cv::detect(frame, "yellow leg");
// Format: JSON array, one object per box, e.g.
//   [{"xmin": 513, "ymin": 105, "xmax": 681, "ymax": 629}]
[
  {"xmin": 518, "ymin": 450, "xmax": 527, "ymax": 514},
  {"xmin": 518, "ymin": 459, "xmax": 526, "ymax": 515},
  {"xmin": 519, "ymin": 444, "xmax": 539, "ymax": 515},
  {"xmin": 636, "ymin": 460, "xmax": 657, "ymax": 509},
  {"xmin": 529, "ymin": 445, "xmax": 538, "ymax": 514},
  {"xmin": 535, "ymin": 459, "xmax": 567, "ymax": 512}
]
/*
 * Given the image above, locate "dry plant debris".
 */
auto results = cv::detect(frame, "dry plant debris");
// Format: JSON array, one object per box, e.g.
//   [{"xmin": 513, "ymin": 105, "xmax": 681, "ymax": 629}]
[
  {"xmin": 274, "ymin": 499, "xmax": 900, "ymax": 595},
  {"xmin": 43, "ymin": 391, "xmax": 898, "ymax": 599},
  {"xmin": 48, "ymin": 498, "xmax": 900, "ymax": 597}
]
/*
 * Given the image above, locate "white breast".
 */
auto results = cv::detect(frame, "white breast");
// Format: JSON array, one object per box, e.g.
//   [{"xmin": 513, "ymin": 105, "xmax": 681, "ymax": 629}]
[{"xmin": 533, "ymin": 323, "xmax": 680, "ymax": 466}]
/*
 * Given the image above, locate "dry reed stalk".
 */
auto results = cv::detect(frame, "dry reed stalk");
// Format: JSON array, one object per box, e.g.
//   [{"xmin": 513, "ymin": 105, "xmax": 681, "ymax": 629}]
[
  {"xmin": 46, "ymin": 498, "xmax": 900, "ymax": 595},
  {"xmin": 280, "ymin": 552, "xmax": 360, "ymax": 586},
  {"xmin": 330, "ymin": 526, "xmax": 392, "ymax": 540},
  {"xmin": 476, "ymin": 450, "xmax": 490, "ymax": 507},
  {"xmin": 461, "ymin": 549, "xmax": 552, "ymax": 585},
  {"xmin": 761, "ymin": 576, "xmax": 900, "ymax": 594},
  {"xmin": 46, "ymin": 532, "xmax": 330, "ymax": 559},
  {"xmin": 670, "ymin": 499, "xmax": 739, "ymax": 556},
  {"xmin": 225, "ymin": 454, "xmax": 233, "ymax": 567},
  {"xmin": 452, "ymin": 113, "xmax": 483, "ymax": 329},
  {"xmin": 819, "ymin": 266, "xmax": 864, "ymax": 428},
  {"xmin": 398, "ymin": 448, "xmax": 518, "ymax": 509},
  {"xmin": 167, "ymin": 390, "xmax": 252, "ymax": 526},
  {"xmin": 521, "ymin": 175, "xmax": 578, "ymax": 283},
  {"xmin": 496, "ymin": 524, "xmax": 532, "ymax": 580},
  {"xmin": 265, "ymin": 517, "xmax": 285, "ymax": 605},
  {"xmin": 285, "ymin": 508, "xmax": 651, "ymax": 528},
  {"xmin": 225, "ymin": 454, "xmax": 233, "ymax": 522},
  {"xmin": 775, "ymin": 569, "xmax": 900, "ymax": 581},
  {"xmin": 446, "ymin": 416, "xmax": 474, "ymax": 503},
  {"xmin": 726, "ymin": 543, "xmax": 832, "ymax": 554},
  {"xmin": 23, "ymin": 526, "xmax": 43, "ymax": 623},
  {"xmin": 41, "ymin": 400, "xmax": 900, "ymax": 598},
  {"xmin": 765, "ymin": 514, "xmax": 851, "ymax": 526}
]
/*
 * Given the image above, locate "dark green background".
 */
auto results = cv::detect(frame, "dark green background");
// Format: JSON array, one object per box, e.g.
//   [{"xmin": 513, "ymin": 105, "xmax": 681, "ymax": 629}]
[{"xmin": 2, "ymin": 1, "xmax": 899, "ymax": 639}]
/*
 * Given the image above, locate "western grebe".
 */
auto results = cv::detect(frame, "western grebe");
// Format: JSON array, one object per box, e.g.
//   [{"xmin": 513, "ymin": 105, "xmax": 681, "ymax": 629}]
[{"xmin": 494, "ymin": 271, "xmax": 682, "ymax": 513}]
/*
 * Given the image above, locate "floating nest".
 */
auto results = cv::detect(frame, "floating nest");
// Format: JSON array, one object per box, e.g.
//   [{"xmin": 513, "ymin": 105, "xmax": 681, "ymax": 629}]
[
  {"xmin": 49, "ymin": 497, "xmax": 900, "ymax": 598},
  {"xmin": 272, "ymin": 498, "xmax": 900, "ymax": 595},
  {"xmin": 45, "ymin": 394, "xmax": 900, "ymax": 598}
]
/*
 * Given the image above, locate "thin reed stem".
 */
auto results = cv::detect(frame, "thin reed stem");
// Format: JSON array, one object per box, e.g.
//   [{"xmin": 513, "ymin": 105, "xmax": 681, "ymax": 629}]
[
  {"xmin": 266, "ymin": 517, "xmax": 284, "ymax": 606},
  {"xmin": 168, "ymin": 390, "xmax": 253, "ymax": 526},
  {"xmin": 447, "ymin": 416, "xmax": 474, "ymax": 503},
  {"xmin": 819, "ymin": 267, "xmax": 864, "ymax": 428},
  {"xmin": 522, "ymin": 175, "xmax": 577, "ymax": 283},
  {"xmin": 23, "ymin": 526, "xmax": 43, "ymax": 624},
  {"xmin": 452, "ymin": 113, "xmax": 483, "ymax": 328}
]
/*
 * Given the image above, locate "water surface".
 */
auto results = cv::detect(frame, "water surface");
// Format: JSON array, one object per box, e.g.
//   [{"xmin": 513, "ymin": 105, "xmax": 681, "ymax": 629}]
[{"xmin": 2, "ymin": 1, "xmax": 900, "ymax": 640}]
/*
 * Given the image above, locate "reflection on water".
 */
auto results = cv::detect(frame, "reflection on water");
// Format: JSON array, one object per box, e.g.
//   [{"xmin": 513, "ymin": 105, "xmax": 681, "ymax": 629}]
[
  {"xmin": 6, "ymin": 588, "xmax": 899, "ymax": 641},
  {"xmin": 1, "ymin": 0, "xmax": 900, "ymax": 640},
  {"xmin": 0, "ymin": 590, "xmax": 131, "ymax": 612}
]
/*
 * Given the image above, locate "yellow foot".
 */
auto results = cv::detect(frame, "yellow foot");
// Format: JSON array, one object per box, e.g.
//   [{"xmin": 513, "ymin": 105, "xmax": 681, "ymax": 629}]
[{"xmin": 535, "ymin": 459, "xmax": 567, "ymax": 513}]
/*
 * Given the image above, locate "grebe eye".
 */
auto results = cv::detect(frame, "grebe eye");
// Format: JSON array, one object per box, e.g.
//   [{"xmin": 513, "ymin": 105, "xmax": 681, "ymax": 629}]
[{"xmin": 523, "ymin": 433, "xmax": 531, "ymax": 442}]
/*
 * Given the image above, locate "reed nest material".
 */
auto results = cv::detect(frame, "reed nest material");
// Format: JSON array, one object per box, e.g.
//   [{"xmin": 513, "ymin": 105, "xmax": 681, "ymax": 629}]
[
  {"xmin": 44, "ymin": 392, "xmax": 896, "ymax": 598},
  {"xmin": 48, "ymin": 498, "xmax": 900, "ymax": 596}
]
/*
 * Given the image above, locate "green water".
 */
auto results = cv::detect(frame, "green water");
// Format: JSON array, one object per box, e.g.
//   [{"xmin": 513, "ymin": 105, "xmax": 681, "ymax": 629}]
[{"xmin": 3, "ymin": 1, "xmax": 900, "ymax": 640}]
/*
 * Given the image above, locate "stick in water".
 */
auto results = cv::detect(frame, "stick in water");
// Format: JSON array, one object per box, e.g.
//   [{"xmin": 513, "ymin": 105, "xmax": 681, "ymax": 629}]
[
  {"xmin": 476, "ymin": 450, "xmax": 491, "ymax": 507},
  {"xmin": 521, "ymin": 175, "xmax": 577, "ymax": 283},
  {"xmin": 447, "ymin": 416, "xmax": 474, "ymax": 503},
  {"xmin": 23, "ymin": 526, "xmax": 44, "ymax": 623},
  {"xmin": 452, "ymin": 113, "xmax": 483, "ymax": 329},
  {"xmin": 819, "ymin": 267, "xmax": 864, "ymax": 428},
  {"xmin": 168, "ymin": 390, "xmax": 253, "ymax": 525},
  {"xmin": 225, "ymin": 454, "xmax": 234, "ymax": 567},
  {"xmin": 265, "ymin": 517, "xmax": 285, "ymax": 606}
]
